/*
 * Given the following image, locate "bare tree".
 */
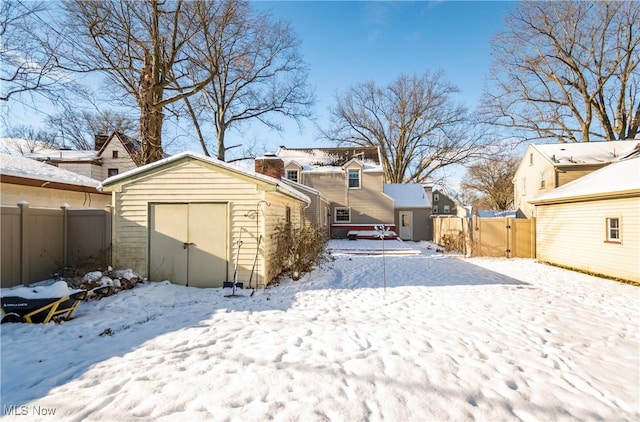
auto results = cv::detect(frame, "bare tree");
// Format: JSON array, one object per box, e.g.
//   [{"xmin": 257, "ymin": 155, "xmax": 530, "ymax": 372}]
[
  {"xmin": 182, "ymin": 1, "xmax": 313, "ymax": 161},
  {"xmin": 0, "ymin": 0, "xmax": 69, "ymax": 102},
  {"xmin": 1, "ymin": 125, "xmax": 59, "ymax": 154},
  {"xmin": 46, "ymin": 107, "xmax": 137, "ymax": 150},
  {"xmin": 60, "ymin": 0, "xmax": 230, "ymax": 163},
  {"xmin": 327, "ymin": 71, "xmax": 489, "ymax": 183},
  {"xmin": 482, "ymin": 1, "xmax": 640, "ymax": 142},
  {"xmin": 460, "ymin": 156, "xmax": 519, "ymax": 211}
]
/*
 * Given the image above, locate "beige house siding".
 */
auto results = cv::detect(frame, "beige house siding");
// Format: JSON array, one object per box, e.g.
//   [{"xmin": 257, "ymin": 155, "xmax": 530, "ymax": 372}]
[
  {"xmin": 99, "ymin": 139, "xmax": 138, "ymax": 180},
  {"xmin": 555, "ymin": 165, "xmax": 608, "ymax": 187},
  {"xmin": 514, "ymin": 147, "xmax": 556, "ymax": 218},
  {"xmin": 1, "ymin": 182, "xmax": 110, "ymax": 208},
  {"xmin": 58, "ymin": 162, "xmax": 102, "ymax": 180},
  {"xmin": 536, "ymin": 197, "xmax": 640, "ymax": 282}
]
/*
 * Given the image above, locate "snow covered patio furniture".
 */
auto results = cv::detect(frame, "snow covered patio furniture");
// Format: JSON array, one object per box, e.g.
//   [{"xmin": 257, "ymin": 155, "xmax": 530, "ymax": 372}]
[{"xmin": 1, "ymin": 290, "xmax": 87, "ymax": 323}]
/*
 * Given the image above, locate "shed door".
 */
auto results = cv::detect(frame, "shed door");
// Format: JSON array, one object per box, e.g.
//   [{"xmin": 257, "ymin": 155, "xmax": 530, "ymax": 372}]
[
  {"xmin": 149, "ymin": 203, "xmax": 227, "ymax": 287},
  {"xmin": 399, "ymin": 211, "xmax": 413, "ymax": 240}
]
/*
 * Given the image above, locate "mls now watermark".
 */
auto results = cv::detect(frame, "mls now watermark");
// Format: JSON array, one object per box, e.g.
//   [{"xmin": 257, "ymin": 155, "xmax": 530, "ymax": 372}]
[{"xmin": 3, "ymin": 405, "xmax": 57, "ymax": 416}]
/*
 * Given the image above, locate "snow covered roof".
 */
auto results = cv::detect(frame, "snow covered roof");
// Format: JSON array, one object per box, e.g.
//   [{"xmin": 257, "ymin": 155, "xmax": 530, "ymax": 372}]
[
  {"xmin": 383, "ymin": 184, "xmax": 431, "ymax": 208},
  {"xmin": 100, "ymin": 151, "xmax": 310, "ymax": 204},
  {"xmin": 0, "ymin": 152, "xmax": 101, "ymax": 189},
  {"xmin": 531, "ymin": 157, "xmax": 640, "ymax": 204},
  {"xmin": 276, "ymin": 146, "xmax": 383, "ymax": 172},
  {"xmin": 26, "ymin": 149, "xmax": 98, "ymax": 162},
  {"xmin": 532, "ymin": 140, "xmax": 640, "ymax": 167}
]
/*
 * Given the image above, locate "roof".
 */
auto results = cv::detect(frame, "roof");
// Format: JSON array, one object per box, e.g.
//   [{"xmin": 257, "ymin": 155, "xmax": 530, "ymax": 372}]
[
  {"xmin": 383, "ymin": 184, "xmax": 431, "ymax": 208},
  {"xmin": 100, "ymin": 151, "xmax": 310, "ymax": 204},
  {"xmin": 531, "ymin": 157, "xmax": 640, "ymax": 204},
  {"xmin": 26, "ymin": 149, "xmax": 98, "ymax": 163},
  {"xmin": 532, "ymin": 140, "xmax": 640, "ymax": 167},
  {"xmin": 0, "ymin": 152, "xmax": 101, "ymax": 189},
  {"xmin": 275, "ymin": 146, "xmax": 383, "ymax": 172},
  {"xmin": 96, "ymin": 132, "xmax": 141, "ymax": 160}
]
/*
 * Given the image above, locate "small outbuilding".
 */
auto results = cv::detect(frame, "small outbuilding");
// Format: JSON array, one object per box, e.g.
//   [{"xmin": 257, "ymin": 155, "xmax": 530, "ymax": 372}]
[
  {"xmin": 531, "ymin": 157, "xmax": 639, "ymax": 283},
  {"xmin": 383, "ymin": 183, "xmax": 432, "ymax": 241},
  {"xmin": 100, "ymin": 152, "xmax": 310, "ymax": 288}
]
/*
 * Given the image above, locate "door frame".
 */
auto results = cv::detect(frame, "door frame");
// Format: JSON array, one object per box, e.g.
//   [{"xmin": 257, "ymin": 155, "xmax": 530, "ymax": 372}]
[{"xmin": 398, "ymin": 210, "xmax": 413, "ymax": 240}]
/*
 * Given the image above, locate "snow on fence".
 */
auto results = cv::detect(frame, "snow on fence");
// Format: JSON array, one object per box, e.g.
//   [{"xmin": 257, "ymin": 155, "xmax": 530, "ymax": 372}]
[
  {"xmin": 432, "ymin": 215, "xmax": 535, "ymax": 258},
  {"xmin": 1, "ymin": 203, "xmax": 111, "ymax": 288}
]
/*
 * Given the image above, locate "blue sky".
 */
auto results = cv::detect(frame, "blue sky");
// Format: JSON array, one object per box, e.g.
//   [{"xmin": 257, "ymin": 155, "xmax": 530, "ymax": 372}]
[{"xmin": 243, "ymin": 1, "xmax": 517, "ymax": 152}]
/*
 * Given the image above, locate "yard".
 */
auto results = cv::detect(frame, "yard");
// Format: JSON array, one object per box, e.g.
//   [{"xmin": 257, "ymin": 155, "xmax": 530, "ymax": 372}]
[{"xmin": 1, "ymin": 240, "xmax": 638, "ymax": 421}]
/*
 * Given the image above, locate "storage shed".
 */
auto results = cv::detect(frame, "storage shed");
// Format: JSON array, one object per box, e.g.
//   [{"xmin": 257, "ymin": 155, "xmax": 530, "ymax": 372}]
[
  {"xmin": 531, "ymin": 157, "xmax": 639, "ymax": 283},
  {"xmin": 100, "ymin": 152, "xmax": 310, "ymax": 288},
  {"xmin": 383, "ymin": 184, "xmax": 432, "ymax": 241}
]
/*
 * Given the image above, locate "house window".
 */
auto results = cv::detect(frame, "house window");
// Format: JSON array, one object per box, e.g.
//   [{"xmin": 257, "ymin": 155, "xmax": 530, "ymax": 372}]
[
  {"xmin": 444, "ymin": 205, "xmax": 451, "ymax": 213},
  {"xmin": 107, "ymin": 168, "xmax": 119, "ymax": 177},
  {"xmin": 606, "ymin": 217, "xmax": 620, "ymax": 242},
  {"xmin": 286, "ymin": 170, "xmax": 298, "ymax": 183},
  {"xmin": 286, "ymin": 206, "xmax": 291, "ymax": 224},
  {"xmin": 434, "ymin": 193, "xmax": 440, "ymax": 202},
  {"xmin": 540, "ymin": 173, "xmax": 546, "ymax": 189},
  {"xmin": 529, "ymin": 153, "xmax": 533, "ymax": 165},
  {"xmin": 433, "ymin": 205, "xmax": 438, "ymax": 214},
  {"xmin": 112, "ymin": 151, "xmax": 119, "ymax": 159},
  {"xmin": 522, "ymin": 178, "xmax": 527, "ymax": 196},
  {"xmin": 335, "ymin": 207, "xmax": 350, "ymax": 222},
  {"xmin": 348, "ymin": 169, "xmax": 360, "ymax": 189}
]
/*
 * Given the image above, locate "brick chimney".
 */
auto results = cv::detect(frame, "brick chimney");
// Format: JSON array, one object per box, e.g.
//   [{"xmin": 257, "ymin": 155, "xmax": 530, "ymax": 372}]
[
  {"xmin": 95, "ymin": 134, "xmax": 109, "ymax": 151},
  {"xmin": 255, "ymin": 154, "xmax": 284, "ymax": 180}
]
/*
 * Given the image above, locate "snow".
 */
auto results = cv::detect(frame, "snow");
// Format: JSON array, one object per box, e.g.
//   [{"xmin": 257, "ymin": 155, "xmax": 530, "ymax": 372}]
[
  {"xmin": 1, "ymin": 240, "xmax": 638, "ymax": 421},
  {"xmin": 384, "ymin": 183, "xmax": 431, "ymax": 207},
  {"xmin": 275, "ymin": 147, "xmax": 383, "ymax": 172},
  {"xmin": 533, "ymin": 140, "xmax": 639, "ymax": 166},
  {"xmin": 532, "ymin": 156, "xmax": 640, "ymax": 203},
  {"xmin": 0, "ymin": 281, "xmax": 81, "ymax": 300},
  {"xmin": 0, "ymin": 152, "xmax": 101, "ymax": 188}
]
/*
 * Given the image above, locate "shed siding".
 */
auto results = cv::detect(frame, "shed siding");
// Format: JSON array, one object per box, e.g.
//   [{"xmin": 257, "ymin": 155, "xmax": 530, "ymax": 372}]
[
  {"xmin": 536, "ymin": 197, "xmax": 640, "ymax": 282},
  {"xmin": 113, "ymin": 161, "xmax": 265, "ymax": 282}
]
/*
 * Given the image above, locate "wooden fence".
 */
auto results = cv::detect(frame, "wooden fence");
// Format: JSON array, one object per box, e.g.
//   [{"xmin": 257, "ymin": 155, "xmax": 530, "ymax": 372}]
[
  {"xmin": 1, "ymin": 203, "xmax": 111, "ymax": 288},
  {"xmin": 432, "ymin": 216, "xmax": 535, "ymax": 258}
]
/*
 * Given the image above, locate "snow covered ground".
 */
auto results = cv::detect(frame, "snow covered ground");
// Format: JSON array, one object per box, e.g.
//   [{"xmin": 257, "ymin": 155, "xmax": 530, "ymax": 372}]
[{"xmin": 1, "ymin": 240, "xmax": 638, "ymax": 421}]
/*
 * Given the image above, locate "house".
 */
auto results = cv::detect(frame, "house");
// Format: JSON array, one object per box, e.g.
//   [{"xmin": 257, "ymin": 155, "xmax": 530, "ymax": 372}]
[
  {"xmin": 0, "ymin": 152, "xmax": 110, "ymax": 208},
  {"xmin": 513, "ymin": 140, "xmax": 640, "ymax": 218},
  {"xmin": 383, "ymin": 183, "xmax": 432, "ymax": 241},
  {"xmin": 275, "ymin": 146, "xmax": 395, "ymax": 238},
  {"xmin": 431, "ymin": 189, "xmax": 468, "ymax": 217},
  {"xmin": 530, "ymin": 157, "xmax": 640, "ymax": 283},
  {"xmin": 100, "ymin": 152, "xmax": 310, "ymax": 288},
  {"xmin": 27, "ymin": 132, "xmax": 141, "ymax": 181}
]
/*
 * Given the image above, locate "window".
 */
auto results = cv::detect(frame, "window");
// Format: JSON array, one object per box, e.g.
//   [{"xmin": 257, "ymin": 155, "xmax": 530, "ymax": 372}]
[
  {"xmin": 107, "ymin": 168, "xmax": 119, "ymax": 177},
  {"xmin": 522, "ymin": 178, "xmax": 527, "ymax": 196},
  {"xmin": 444, "ymin": 205, "xmax": 451, "ymax": 213},
  {"xmin": 335, "ymin": 207, "xmax": 350, "ymax": 222},
  {"xmin": 433, "ymin": 193, "xmax": 440, "ymax": 202},
  {"xmin": 112, "ymin": 150, "xmax": 119, "ymax": 159},
  {"xmin": 348, "ymin": 169, "xmax": 360, "ymax": 188},
  {"xmin": 285, "ymin": 206, "xmax": 291, "ymax": 224},
  {"xmin": 540, "ymin": 172, "xmax": 546, "ymax": 189},
  {"xmin": 529, "ymin": 153, "xmax": 533, "ymax": 165},
  {"xmin": 286, "ymin": 169, "xmax": 299, "ymax": 183},
  {"xmin": 433, "ymin": 205, "xmax": 438, "ymax": 214},
  {"xmin": 606, "ymin": 218, "xmax": 620, "ymax": 242}
]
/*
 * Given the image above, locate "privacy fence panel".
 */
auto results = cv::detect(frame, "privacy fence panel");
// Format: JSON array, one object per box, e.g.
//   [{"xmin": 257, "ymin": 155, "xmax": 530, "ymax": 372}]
[
  {"xmin": 432, "ymin": 216, "xmax": 535, "ymax": 258},
  {"xmin": 1, "ymin": 204, "xmax": 111, "ymax": 288}
]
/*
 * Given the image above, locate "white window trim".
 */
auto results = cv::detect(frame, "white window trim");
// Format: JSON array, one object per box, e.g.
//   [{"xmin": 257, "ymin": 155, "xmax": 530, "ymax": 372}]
[
  {"xmin": 286, "ymin": 169, "xmax": 299, "ymax": 183},
  {"xmin": 540, "ymin": 172, "xmax": 546, "ymax": 189},
  {"xmin": 433, "ymin": 193, "xmax": 440, "ymax": 202},
  {"xmin": 433, "ymin": 205, "xmax": 438, "ymax": 214},
  {"xmin": 443, "ymin": 205, "xmax": 451, "ymax": 213},
  {"xmin": 606, "ymin": 217, "xmax": 621, "ymax": 243},
  {"xmin": 347, "ymin": 168, "xmax": 361, "ymax": 189},
  {"xmin": 334, "ymin": 207, "xmax": 351, "ymax": 223}
]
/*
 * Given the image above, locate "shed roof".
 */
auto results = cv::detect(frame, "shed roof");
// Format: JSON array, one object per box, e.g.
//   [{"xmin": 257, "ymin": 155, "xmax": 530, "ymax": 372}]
[
  {"xmin": 0, "ymin": 152, "xmax": 101, "ymax": 189},
  {"xmin": 100, "ymin": 151, "xmax": 310, "ymax": 204},
  {"xmin": 383, "ymin": 184, "xmax": 431, "ymax": 208},
  {"xmin": 531, "ymin": 157, "xmax": 640, "ymax": 204}
]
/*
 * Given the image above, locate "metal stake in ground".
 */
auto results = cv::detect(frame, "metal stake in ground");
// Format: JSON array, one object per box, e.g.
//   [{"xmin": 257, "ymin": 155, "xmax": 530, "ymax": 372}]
[
  {"xmin": 225, "ymin": 235, "xmax": 244, "ymax": 298},
  {"xmin": 375, "ymin": 224, "xmax": 390, "ymax": 292}
]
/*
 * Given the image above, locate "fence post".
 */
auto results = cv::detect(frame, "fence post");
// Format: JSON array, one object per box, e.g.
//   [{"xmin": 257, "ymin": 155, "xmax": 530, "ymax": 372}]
[
  {"xmin": 61, "ymin": 203, "xmax": 69, "ymax": 268},
  {"xmin": 18, "ymin": 201, "xmax": 29, "ymax": 286}
]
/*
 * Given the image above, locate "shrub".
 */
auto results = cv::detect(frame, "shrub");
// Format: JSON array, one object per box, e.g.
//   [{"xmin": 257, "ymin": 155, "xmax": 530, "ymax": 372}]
[{"xmin": 270, "ymin": 223, "xmax": 330, "ymax": 280}]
